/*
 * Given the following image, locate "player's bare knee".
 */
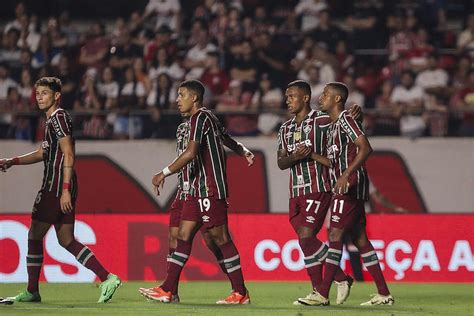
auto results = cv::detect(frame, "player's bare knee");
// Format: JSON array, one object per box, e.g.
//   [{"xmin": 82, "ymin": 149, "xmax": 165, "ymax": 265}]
[
  {"xmin": 58, "ymin": 237, "xmax": 74, "ymax": 248},
  {"xmin": 328, "ymin": 228, "xmax": 344, "ymax": 242}
]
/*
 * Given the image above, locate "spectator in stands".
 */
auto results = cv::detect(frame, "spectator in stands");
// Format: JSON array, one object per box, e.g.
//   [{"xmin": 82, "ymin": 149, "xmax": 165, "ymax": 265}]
[
  {"xmin": 450, "ymin": 69, "xmax": 474, "ymax": 136},
  {"xmin": 96, "ymin": 66, "xmax": 119, "ymax": 110},
  {"xmin": 253, "ymin": 32, "xmax": 288, "ymax": 88},
  {"xmin": 407, "ymin": 28, "xmax": 434, "ymax": 72},
  {"xmin": 415, "ymin": 54, "xmax": 449, "ymax": 100},
  {"xmin": 114, "ymin": 66, "xmax": 146, "ymax": 139},
  {"xmin": 143, "ymin": 0, "xmax": 181, "ymax": 32},
  {"xmin": 374, "ymin": 80, "xmax": 399, "ymax": 135},
  {"xmin": 144, "ymin": 24, "xmax": 177, "ymax": 64},
  {"xmin": 391, "ymin": 70, "xmax": 427, "ymax": 137},
  {"xmin": 17, "ymin": 14, "xmax": 40, "ymax": 53},
  {"xmin": 251, "ymin": 74, "xmax": 283, "ymax": 136},
  {"xmin": 59, "ymin": 11, "xmax": 80, "ymax": 47},
  {"xmin": 17, "ymin": 68, "xmax": 34, "ymax": 108},
  {"xmin": 132, "ymin": 57, "xmax": 152, "ymax": 95},
  {"xmin": 78, "ymin": 22, "xmax": 109, "ymax": 72},
  {"xmin": 3, "ymin": 2, "xmax": 27, "ymax": 34},
  {"xmin": 145, "ymin": 72, "xmax": 177, "ymax": 139},
  {"xmin": 148, "ymin": 47, "xmax": 184, "ymax": 82},
  {"xmin": 343, "ymin": 74, "xmax": 365, "ymax": 109},
  {"xmin": 310, "ymin": 9, "xmax": 346, "ymax": 53},
  {"xmin": 216, "ymin": 79, "xmax": 258, "ymax": 136},
  {"xmin": 54, "ymin": 55, "xmax": 77, "ymax": 110},
  {"xmin": 294, "ymin": 0, "xmax": 328, "ymax": 32},
  {"xmin": 229, "ymin": 40, "xmax": 258, "ymax": 91},
  {"xmin": 346, "ymin": 0, "xmax": 383, "ymax": 49},
  {"xmin": 305, "ymin": 64, "xmax": 325, "ymax": 106},
  {"xmin": 200, "ymin": 51, "xmax": 230, "ymax": 103},
  {"xmin": 109, "ymin": 29, "xmax": 143, "ymax": 76},
  {"xmin": 457, "ymin": 14, "xmax": 474, "ymax": 58},
  {"xmin": 0, "ymin": 29, "xmax": 21, "ymax": 68},
  {"xmin": 184, "ymin": 27, "xmax": 217, "ymax": 79},
  {"xmin": 0, "ymin": 63, "xmax": 18, "ymax": 106}
]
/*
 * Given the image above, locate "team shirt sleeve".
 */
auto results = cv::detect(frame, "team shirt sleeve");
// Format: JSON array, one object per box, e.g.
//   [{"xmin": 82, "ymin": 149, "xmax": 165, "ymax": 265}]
[
  {"xmin": 340, "ymin": 113, "xmax": 365, "ymax": 142},
  {"xmin": 277, "ymin": 125, "xmax": 285, "ymax": 151},
  {"xmin": 189, "ymin": 112, "xmax": 208, "ymax": 143},
  {"xmin": 51, "ymin": 112, "xmax": 72, "ymax": 139}
]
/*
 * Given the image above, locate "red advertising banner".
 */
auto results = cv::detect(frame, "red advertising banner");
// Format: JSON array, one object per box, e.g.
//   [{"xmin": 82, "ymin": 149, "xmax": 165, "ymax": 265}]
[{"xmin": 1, "ymin": 214, "xmax": 473, "ymax": 283}]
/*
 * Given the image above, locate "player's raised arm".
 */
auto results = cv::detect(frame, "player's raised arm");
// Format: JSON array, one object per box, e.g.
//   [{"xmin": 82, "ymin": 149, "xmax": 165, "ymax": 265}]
[
  {"xmin": 222, "ymin": 135, "xmax": 255, "ymax": 166},
  {"xmin": 334, "ymin": 134, "xmax": 372, "ymax": 195},
  {"xmin": 0, "ymin": 145, "xmax": 44, "ymax": 172},
  {"xmin": 348, "ymin": 103, "xmax": 364, "ymax": 123}
]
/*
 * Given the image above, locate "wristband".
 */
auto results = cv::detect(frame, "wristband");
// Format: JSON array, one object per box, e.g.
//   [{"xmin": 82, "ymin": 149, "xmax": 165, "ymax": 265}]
[
  {"xmin": 12, "ymin": 157, "xmax": 20, "ymax": 165},
  {"xmin": 62, "ymin": 182, "xmax": 71, "ymax": 190},
  {"xmin": 162, "ymin": 166, "xmax": 172, "ymax": 177}
]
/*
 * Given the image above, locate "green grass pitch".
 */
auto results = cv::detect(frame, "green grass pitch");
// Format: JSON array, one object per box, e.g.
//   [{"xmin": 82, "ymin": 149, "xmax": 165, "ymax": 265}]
[{"xmin": 1, "ymin": 282, "xmax": 473, "ymax": 315}]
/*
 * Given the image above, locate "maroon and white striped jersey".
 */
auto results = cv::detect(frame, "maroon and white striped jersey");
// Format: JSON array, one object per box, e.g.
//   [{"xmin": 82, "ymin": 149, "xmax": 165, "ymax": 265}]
[
  {"xmin": 40, "ymin": 108, "xmax": 77, "ymax": 197},
  {"xmin": 326, "ymin": 110, "xmax": 369, "ymax": 200},
  {"xmin": 277, "ymin": 110, "xmax": 332, "ymax": 197}
]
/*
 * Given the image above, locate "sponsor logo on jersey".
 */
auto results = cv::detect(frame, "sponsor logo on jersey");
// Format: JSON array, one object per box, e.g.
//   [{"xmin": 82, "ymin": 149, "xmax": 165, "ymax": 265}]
[
  {"xmin": 287, "ymin": 139, "xmax": 312, "ymax": 152},
  {"xmin": 202, "ymin": 215, "xmax": 210, "ymax": 222},
  {"xmin": 306, "ymin": 216, "xmax": 315, "ymax": 224},
  {"xmin": 41, "ymin": 141, "xmax": 50, "ymax": 150},
  {"xmin": 331, "ymin": 215, "xmax": 340, "ymax": 223}
]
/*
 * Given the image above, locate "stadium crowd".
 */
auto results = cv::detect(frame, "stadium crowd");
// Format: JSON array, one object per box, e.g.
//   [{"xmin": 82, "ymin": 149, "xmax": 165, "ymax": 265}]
[{"xmin": 0, "ymin": 0, "xmax": 473, "ymax": 140}]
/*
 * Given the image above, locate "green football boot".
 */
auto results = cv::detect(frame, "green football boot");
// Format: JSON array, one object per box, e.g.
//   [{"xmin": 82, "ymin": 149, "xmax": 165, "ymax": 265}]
[
  {"xmin": 10, "ymin": 290, "xmax": 41, "ymax": 302},
  {"xmin": 98, "ymin": 273, "xmax": 121, "ymax": 303}
]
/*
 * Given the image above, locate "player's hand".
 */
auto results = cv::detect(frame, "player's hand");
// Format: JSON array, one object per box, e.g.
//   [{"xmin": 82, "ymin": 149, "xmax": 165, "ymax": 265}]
[
  {"xmin": 244, "ymin": 150, "xmax": 255, "ymax": 167},
  {"xmin": 333, "ymin": 174, "xmax": 349, "ymax": 195},
  {"xmin": 152, "ymin": 172, "xmax": 166, "ymax": 196},
  {"xmin": 349, "ymin": 104, "xmax": 362, "ymax": 121},
  {"xmin": 0, "ymin": 158, "xmax": 14, "ymax": 172},
  {"xmin": 292, "ymin": 144, "xmax": 311, "ymax": 161},
  {"xmin": 60, "ymin": 190, "xmax": 73, "ymax": 214}
]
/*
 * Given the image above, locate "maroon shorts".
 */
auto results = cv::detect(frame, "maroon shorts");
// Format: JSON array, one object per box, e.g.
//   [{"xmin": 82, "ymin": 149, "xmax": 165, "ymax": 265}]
[
  {"xmin": 31, "ymin": 190, "xmax": 76, "ymax": 224},
  {"xmin": 169, "ymin": 197, "xmax": 184, "ymax": 228},
  {"xmin": 329, "ymin": 194, "xmax": 366, "ymax": 229},
  {"xmin": 181, "ymin": 195, "xmax": 228, "ymax": 229},
  {"xmin": 289, "ymin": 192, "xmax": 332, "ymax": 232}
]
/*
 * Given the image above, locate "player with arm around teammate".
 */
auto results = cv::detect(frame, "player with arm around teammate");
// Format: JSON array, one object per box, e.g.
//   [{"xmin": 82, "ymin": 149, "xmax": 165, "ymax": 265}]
[
  {"xmin": 278, "ymin": 80, "xmax": 360, "ymax": 306},
  {"xmin": 299, "ymin": 82, "xmax": 394, "ymax": 306},
  {"xmin": 141, "ymin": 80, "xmax": 253, "ymax": 304}
]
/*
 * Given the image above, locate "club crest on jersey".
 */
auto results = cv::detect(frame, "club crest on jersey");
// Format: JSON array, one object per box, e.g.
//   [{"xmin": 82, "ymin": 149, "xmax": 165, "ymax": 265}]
[
  {"xmin": 41, "ymin": 141, "xmax": 50, "ymax": 150},
  {"xmin": 303, "ymin": 124, "xmax": 312, "ymax": 135}
]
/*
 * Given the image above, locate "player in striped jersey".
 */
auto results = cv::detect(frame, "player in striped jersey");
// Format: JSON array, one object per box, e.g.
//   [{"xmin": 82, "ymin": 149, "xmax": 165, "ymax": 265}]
[
  {"xmin": 0, "ymin": 77, "xmax": 120, "ymax": 304},
  {"xmin": 140, "ymin": 114, "xmax": 241, "ymax": 302},
  {"xmin": 146, "ymin": 80, "xmax": 254, "ymax": 305},
  {"xmin": 278, "ymin": 80, "xmax": 358, "ymax": 306},
  {"xmin": 302, "ymin": 82, "xmax": 393, "ymax": 307}
]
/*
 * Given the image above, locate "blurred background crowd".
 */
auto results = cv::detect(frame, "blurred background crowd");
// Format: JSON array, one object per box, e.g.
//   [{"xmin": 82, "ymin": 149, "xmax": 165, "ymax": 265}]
[{"xmin": 0, "ymin": 0, "xmax": 473, "ymax": 140}]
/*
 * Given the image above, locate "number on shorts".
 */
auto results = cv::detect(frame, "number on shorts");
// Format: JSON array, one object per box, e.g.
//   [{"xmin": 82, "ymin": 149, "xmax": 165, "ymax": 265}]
[
  {"xmin": 198, "ymin": 198, "xmax": 211, "ymax": 212},
  {"xmin": 35, "ymin": 192, "xmax": 42, "ymax": 204},
  {"xmin": 332, "ymin": 199, "xmax": 344, "ymax": 214},
  {"xmin": 305, "ymin": 199, "xmax": 321, "ymax": 214}
]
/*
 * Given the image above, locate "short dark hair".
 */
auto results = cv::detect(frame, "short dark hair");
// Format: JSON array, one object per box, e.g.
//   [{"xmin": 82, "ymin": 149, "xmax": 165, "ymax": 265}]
[
  {"xmin": 35, "ymin": 77, "xmax": 62, "ymax": 93},
  {"xmin": 287, "ymin": 80, "xmax": 311, "ymax": 99},
  {"xmin": 179, "ymin": 79, "xmax": 205, "ymax": 101},
  {"xmin": 327, "ymin": 82, "xmax": 348, "ymax": 105}
]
